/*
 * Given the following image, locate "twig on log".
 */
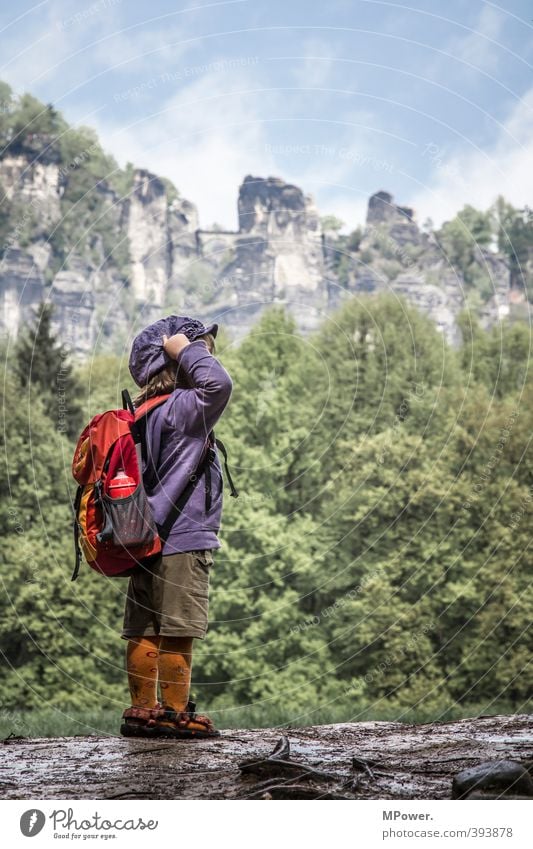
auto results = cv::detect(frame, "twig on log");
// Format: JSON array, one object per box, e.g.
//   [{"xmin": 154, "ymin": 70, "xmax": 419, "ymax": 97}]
[
  {"xmin": 352, "ymin": 756, "xmax": 376, "ymax": 781},
  {"xmin": 270, "ymin": 736, "xmax": 291, "ymax": 760},
  {"xmin": 2, "ymin": 734, "xmax": 26, "ymax": 745},
  {"xmin": 247, "ymin": 783, "xmax": 354, "ymax": 800},
  {"xmin": 239, "ymin": 756, "xmax": 338, "ymax": 782},
  {"xmin": 104, "ymin": 786, "xmax": 140, "ymax": 799},
  {"xmin": 239, "ymin": 735, "xmax": 340, "ymax": 783},
  {"xmin": 123, "ymin": 746, "xmax": 176, "ymax": 757}
]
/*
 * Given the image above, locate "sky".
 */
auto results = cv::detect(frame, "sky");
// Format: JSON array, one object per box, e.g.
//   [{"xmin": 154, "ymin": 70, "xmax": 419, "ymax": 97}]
[{"xmin": 0, "ymin": 0, "xmax": 532, "ymax": 231}]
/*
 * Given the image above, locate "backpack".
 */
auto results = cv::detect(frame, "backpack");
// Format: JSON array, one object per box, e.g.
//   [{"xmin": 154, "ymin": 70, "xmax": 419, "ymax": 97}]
[{"xmin": 71, "ymin": 389, "xmax": 238, "ymax": 581}]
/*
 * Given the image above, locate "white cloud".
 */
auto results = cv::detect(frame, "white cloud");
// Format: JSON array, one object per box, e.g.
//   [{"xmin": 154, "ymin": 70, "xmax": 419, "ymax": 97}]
[
  {"xmin": 0, "ymin": 0, "xmax": 131, "ymax": 113},
  {"xmin": 0, "ymin": 2, "xmax": 191, "ymax": 117},
  {"xmin": 448, "ymin": 6, "xmax": 507, "ymax": 75},
  {"xmin": 0, "ymin": 0, "xmax": 272, "ymax": 229},
  {"xmin": 93, "ymin": 67, "xmax": 278, "ymax": 228},
  {"xmin": 317, "ymin": 191, "xmax": 368, "ymax": 232},
  {"xmin": 1, "ymin": 1, "xmax": 524, "ymax": 235},
  {"xmin": 0, "ymin": 2, "xmax": 77, "ymax": 94},
  {"xmin": 291, "ymin": 39, "xmax": 340, "ymax": 89},
  {"xmin": 420, "ymin": 5, "xmax": 509, "ymax": 94},
  {"xmin": 89, "ymin": 22, "xmax": 191, "ymax": 80},
  {"xmin": 410, "ymin": 86, "xmax": 533, "ymax": 225}
]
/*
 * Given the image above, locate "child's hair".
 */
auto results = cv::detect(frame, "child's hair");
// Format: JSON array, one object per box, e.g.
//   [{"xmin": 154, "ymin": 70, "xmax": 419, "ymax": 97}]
[{"xmin": 133, "ymin": 332, "xmax": 216, "ymax": 407}]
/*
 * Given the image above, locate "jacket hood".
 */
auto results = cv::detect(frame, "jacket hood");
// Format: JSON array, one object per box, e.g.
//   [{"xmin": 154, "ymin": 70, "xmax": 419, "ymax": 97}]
[{"xmin": 129, "ymin": 315, "xmax": 218, "ymax": 387}]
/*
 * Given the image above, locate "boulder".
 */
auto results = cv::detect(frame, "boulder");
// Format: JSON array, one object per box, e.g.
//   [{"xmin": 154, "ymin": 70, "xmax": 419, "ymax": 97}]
[{"xmin": 452, "ymin": 759, "xmax": 533, "ymax": 799}]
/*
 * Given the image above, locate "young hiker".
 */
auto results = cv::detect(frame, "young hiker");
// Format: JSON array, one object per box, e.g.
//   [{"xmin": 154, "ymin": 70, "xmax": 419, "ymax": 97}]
[{"xmin": 120, "ymin": 315, "xmax": 233, "ymax": 739}]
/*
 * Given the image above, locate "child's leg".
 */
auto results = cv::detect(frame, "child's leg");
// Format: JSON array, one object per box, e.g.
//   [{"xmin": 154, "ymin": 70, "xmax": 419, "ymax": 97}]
[
  {"xmin": 154, "ymin": 635, "xmax": 219, "ymax": 737},
  {"xmin": 158, "ymin": 636, "xmax": 194, "ymax": 712},
  {"xmin": 126, "ymin": 636, "xmax": 160, "ymax": 708}
]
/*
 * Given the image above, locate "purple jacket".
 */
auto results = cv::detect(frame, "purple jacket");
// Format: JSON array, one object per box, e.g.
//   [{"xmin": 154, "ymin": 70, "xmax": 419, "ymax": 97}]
[{"xmin": 141, "ymin": 341, "xmax": 233, "ymax": 554}]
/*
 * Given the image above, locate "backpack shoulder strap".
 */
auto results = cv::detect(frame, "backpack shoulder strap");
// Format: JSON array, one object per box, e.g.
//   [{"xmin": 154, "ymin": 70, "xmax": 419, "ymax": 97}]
[
  {"xmin": 214, "ymin": 436, "xmax": 238, "ymax": 497},
  {"xmin": 130, "ymin": 392, "xmax": 172, "ymax": 487},
  {"xmin": 122, "ymin": 389, "xmax": 135, "ymax": 415},
  {"xmin": 156, "ymin": 439, "xmax": 215, "ymax": 541},
  {"xmin": 71, "ymin": 484, "xmax": 84, "ymax": 582},
  {"xmin": 133, "ymin": 393, "xmax": 172, "ymax": 422}
]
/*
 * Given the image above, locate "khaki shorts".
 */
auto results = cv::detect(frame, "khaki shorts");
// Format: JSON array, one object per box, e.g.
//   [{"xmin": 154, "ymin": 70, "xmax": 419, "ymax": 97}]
[{"xmin": 122, "ymin": 550, "xmax": 214, "ymax": 640}]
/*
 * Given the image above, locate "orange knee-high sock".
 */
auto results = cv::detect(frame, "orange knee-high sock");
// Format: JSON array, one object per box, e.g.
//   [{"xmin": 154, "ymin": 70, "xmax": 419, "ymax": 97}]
[
  {"xmin": 158, "ymin": 636, "xmax": 194, "ymax": 712},
  {"xmin": 126, "ymin": 636, "xmax": 160, "ymax": 709}
]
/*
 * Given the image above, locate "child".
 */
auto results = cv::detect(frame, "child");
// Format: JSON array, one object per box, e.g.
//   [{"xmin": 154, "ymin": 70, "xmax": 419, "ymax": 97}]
[{"xmin": 120, "ymin": 315, "xmax": 233, "ymax": 739}]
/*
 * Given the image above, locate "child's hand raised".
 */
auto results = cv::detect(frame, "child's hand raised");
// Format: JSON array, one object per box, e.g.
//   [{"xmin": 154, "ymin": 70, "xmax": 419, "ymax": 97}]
[{"xmin": 162, "ymin": 332, "xmax": 190, "ymax": 359}]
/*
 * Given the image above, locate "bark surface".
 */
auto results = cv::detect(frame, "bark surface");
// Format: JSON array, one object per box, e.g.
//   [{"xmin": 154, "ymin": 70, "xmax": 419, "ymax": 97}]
[{"xmin": 1, "ymin": 714, "xmax": 532, "ymax": 800}]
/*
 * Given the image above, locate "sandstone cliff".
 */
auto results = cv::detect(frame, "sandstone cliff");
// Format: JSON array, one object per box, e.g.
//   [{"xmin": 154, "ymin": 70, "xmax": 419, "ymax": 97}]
[{"xmin": 0, "ymin": 108, "xmax": 525, "ymax": 355}]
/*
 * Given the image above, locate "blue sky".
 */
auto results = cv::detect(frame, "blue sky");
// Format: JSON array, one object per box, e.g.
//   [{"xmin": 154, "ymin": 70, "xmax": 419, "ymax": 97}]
[{"xmin": 1, "ymin": 0, "xmax": 532, "ymax": 230}]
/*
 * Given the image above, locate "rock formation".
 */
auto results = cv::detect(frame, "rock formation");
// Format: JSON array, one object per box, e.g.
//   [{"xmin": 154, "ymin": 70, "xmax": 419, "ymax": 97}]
[
  {"xmin": 0, "ymin": 248, "xmax": 45, "ymax": 336},
  {"xmin": 194, "ymin": 176, "xmax": 326, "ymax": 338},
  {"xmin": 325, "ymin": 189, "xmax": 518, "ymax": 346},
  {"xmin": 0, "ymin": 144, "xmax": 519, "ymax": 355},
  {"xmin": 366, "ymin": 189, "xmax": 421, "ymax": 247}
]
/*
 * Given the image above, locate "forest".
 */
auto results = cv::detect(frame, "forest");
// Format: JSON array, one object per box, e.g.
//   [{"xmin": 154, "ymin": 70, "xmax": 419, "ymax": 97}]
[{"xmin": 0, "ymin": 296, "xmax": 531, "ymax": 733}]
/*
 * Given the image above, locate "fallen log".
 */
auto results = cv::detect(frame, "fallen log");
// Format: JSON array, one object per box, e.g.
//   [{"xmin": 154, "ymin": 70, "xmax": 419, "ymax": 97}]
[{"xmin": 0, "ymin": 714, "xmax": 531, "ymax": 800}]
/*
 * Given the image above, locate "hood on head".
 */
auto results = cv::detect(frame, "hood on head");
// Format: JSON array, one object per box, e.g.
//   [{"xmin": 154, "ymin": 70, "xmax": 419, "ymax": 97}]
[{"xmin": 129, "ymin": 315, "xmax": 218, "ymax": 387}]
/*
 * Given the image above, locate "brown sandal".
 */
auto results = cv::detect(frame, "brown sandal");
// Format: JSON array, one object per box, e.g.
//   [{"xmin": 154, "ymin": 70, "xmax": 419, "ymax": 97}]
[
  {"xmin": 120, "ymin": 704, "xmax": 165, "ymax": 738},
  {"xmin": 154, "ymin": 700, "xmax": 220, "ymax": 739}
]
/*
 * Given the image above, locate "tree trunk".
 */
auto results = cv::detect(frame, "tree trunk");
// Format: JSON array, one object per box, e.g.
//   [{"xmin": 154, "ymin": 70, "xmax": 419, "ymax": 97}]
[{"xmin": 1, "ymin": 714, "xmax": 532, "ymax": 800}]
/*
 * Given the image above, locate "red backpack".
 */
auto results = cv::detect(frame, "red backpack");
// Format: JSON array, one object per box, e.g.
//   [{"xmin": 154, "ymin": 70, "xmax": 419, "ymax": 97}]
[
  {"xmin": 71, "ymin": 390, "xmax": 171, "ymax": 580},
  {"xmin": 71, "ymin": 390, "xmax": 238, "ymax": 581}
]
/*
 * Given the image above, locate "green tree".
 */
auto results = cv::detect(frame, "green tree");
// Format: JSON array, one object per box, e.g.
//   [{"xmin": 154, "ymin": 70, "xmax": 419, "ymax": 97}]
[
  {"xmin": 346, "ymin": 226, "xmax": 363, "ymax": 252},
  {"xmin": 14, "ymin": 302, "xmax": 84, "ymax": 439},
  {"xmin": 281, "ymin": 294, "xmax": 460, "ymax": 515},
  {"xmin": 0, "ymin": 81, "xmax": 15, "ymax": 148},
  {"xmin": 321, "ymin": 215, "xmax": 345, "ymax": 234},
  {"xmin": 217, "ymin": 306, "xmax": 307, "ymax": 494},
  {"xmin": 76, "ymin": 353, "xmax": 136, "ymax": 422},
  {"xmin": 492, "ymin": 195, "xmax": 533, "ymax": 297},
  {"xmin": 436, "ymin": 205, "xmax": 494, "ymax": 296},
  {"xmin": 0, "ymin": 84, "xmax": 132, "ymax": 280},
  {"xmin": 457, "ymin": 311, "xmax": 532, "ymax": 397},
  {"xmin": 5, "ymin": 94, "xmax": 66, "ymax": 159},
  {"xmin": 0, "ymin": 352, "xmax": 128, "ymax": 711},
  {"xmin": 1, "ymin": 295, "xmax": 532, "ymax": 722}
]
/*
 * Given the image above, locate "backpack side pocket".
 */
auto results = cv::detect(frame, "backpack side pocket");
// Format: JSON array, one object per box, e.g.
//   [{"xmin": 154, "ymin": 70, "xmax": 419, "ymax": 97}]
[{"xmin": 102, "ymin": 486, "xmax": 158, "ymax": 547}]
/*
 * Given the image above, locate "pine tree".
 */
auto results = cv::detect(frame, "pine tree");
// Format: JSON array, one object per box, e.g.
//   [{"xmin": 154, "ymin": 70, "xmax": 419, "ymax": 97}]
[{"xmin": 14, "ymin": 302, "xmax": 84, "ymax": 439}]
